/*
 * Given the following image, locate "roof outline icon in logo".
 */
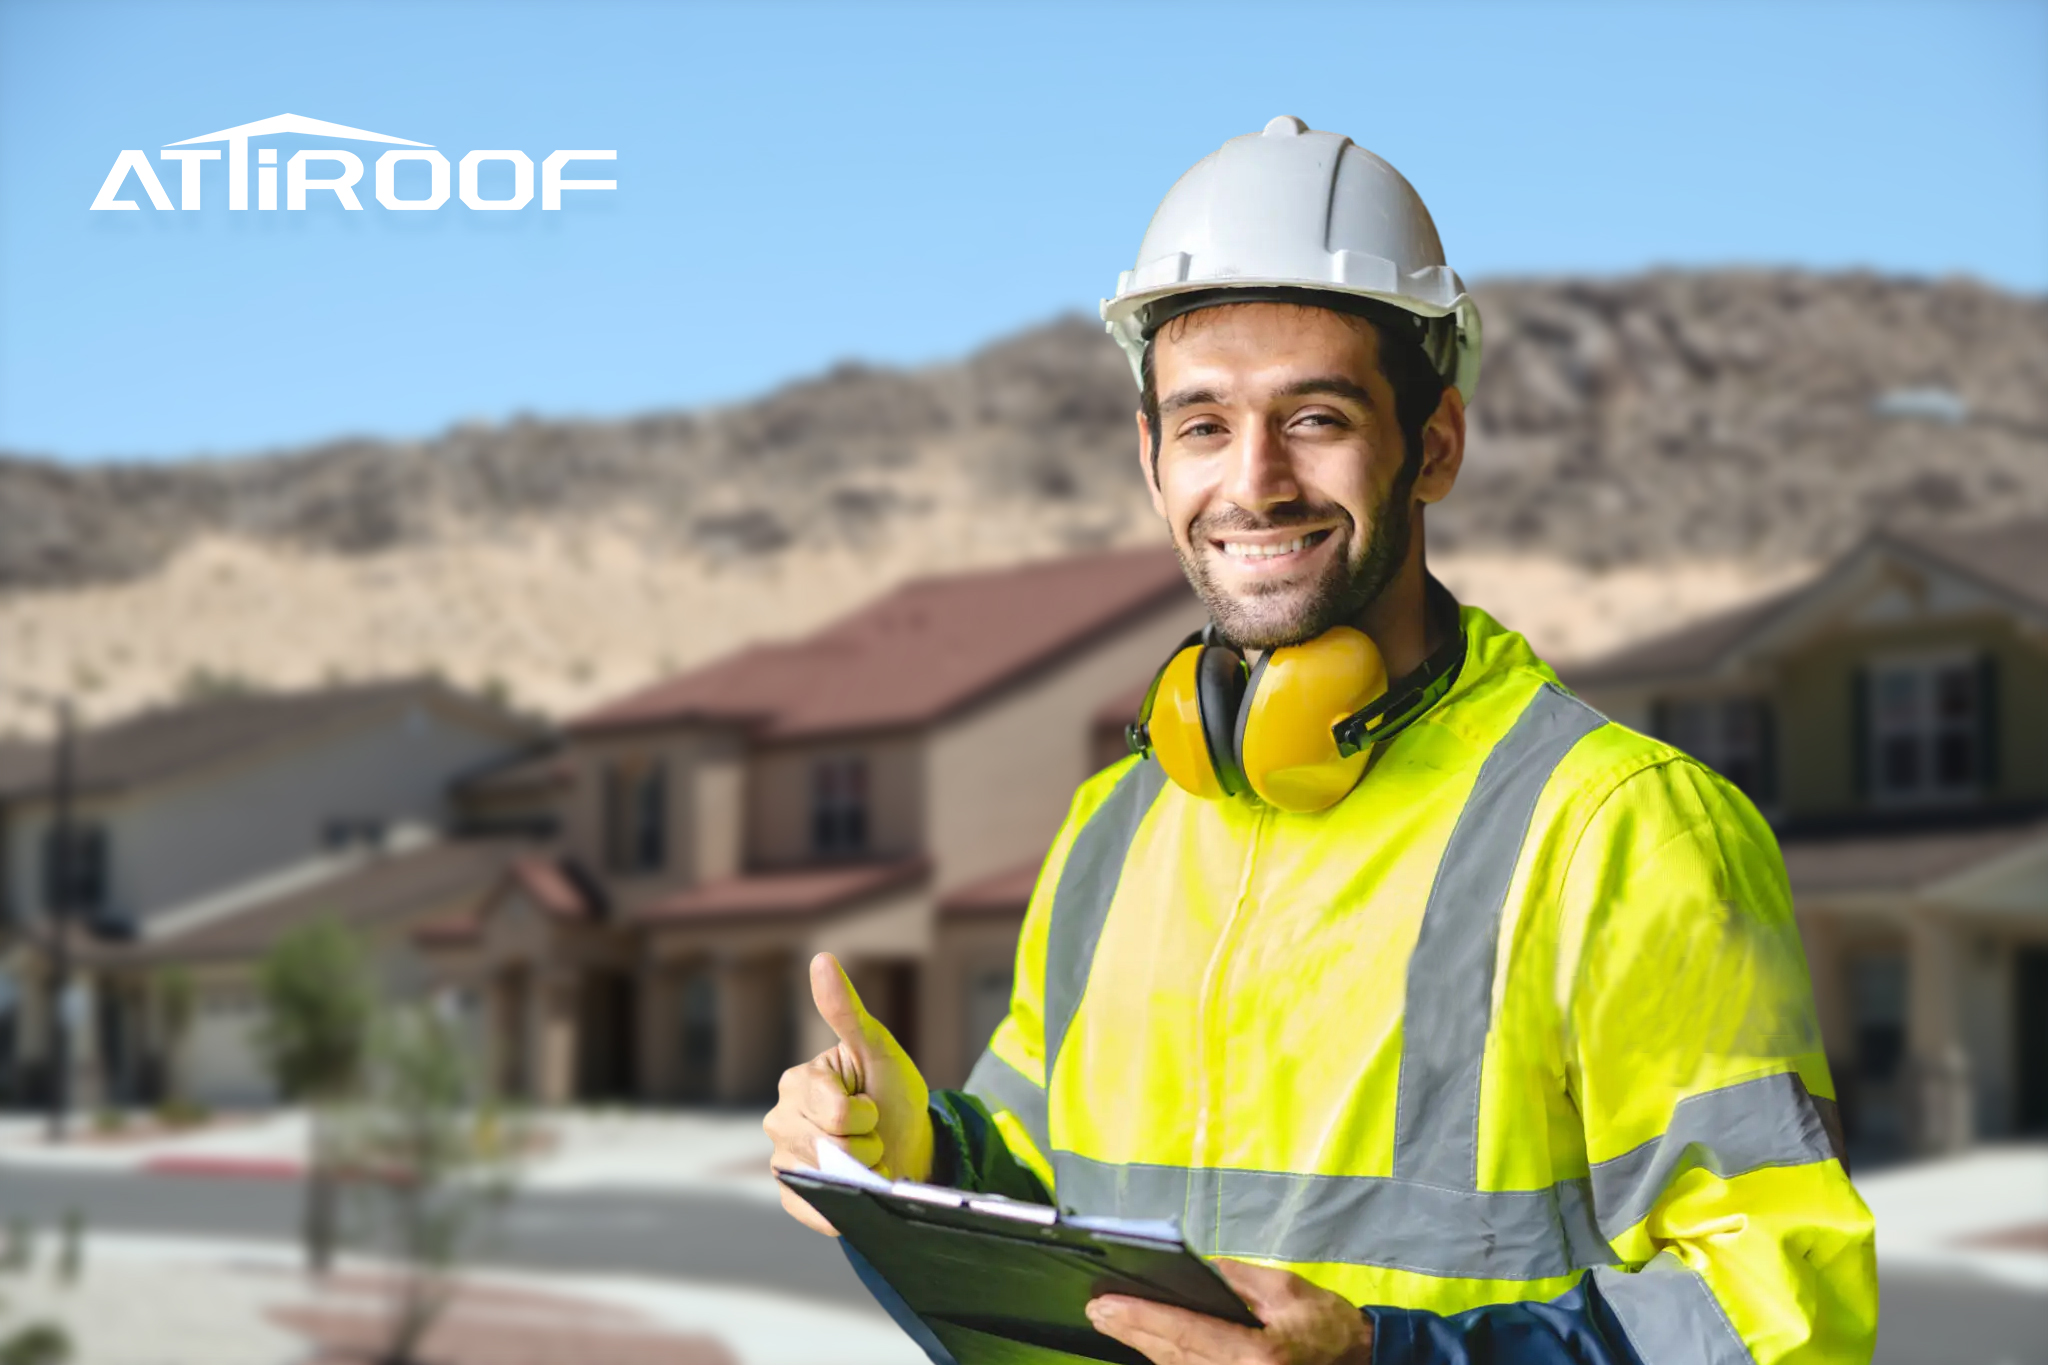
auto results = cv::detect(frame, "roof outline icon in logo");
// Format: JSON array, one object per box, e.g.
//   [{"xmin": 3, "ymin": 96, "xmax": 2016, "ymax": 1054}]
[{"xmin": 165, "ymin": 113, "xmax": 433, "ymax": 149}]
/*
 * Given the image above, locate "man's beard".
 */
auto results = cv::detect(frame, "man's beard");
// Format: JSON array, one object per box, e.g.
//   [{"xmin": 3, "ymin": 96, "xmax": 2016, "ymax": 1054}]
[{"xmin": 1178, "ymin": 486, "xmax": 1413, "ymax": 652}]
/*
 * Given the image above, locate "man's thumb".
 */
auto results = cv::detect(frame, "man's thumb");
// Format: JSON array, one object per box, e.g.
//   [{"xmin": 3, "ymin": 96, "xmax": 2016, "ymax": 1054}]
[{"xmin": 810, "ymin": 952, "xmax": 870, "ymax": 1051}]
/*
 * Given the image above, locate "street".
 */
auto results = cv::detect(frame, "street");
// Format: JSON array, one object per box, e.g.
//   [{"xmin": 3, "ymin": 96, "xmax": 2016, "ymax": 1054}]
[{"xmin": 0, "ymin": 1167, "xmax": 2040, "ymax": 1362}]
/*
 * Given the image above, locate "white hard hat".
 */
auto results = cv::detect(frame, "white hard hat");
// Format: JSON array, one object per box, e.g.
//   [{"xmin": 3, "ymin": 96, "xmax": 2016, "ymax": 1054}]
[{"xmin": 1101, "ymin": 116, "xmax": 1482, "ymax": 403}]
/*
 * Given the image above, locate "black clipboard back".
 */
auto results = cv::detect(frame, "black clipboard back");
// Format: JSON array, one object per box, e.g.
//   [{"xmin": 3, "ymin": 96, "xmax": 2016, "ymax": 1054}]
[{"xmin": 778, "ymin": 1165, "xmax": 1258, "ymax": 1365}]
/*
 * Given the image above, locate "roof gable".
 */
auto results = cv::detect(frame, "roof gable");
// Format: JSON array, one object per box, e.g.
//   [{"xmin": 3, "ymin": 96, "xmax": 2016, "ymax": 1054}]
[
  {"xmin": 569, "ymin": 546, "xmax": 1192, "ymax": 740},
  {"xmin": 1569, "ymin": 519, "xmax": 2048, "ymax": 689},
  {"xmin": 0, "ymin": 678, "xmax": 536, "ymax": 803}
]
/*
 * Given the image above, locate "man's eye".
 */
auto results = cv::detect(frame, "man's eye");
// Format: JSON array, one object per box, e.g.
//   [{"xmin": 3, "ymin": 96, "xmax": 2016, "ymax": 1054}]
[
  {"xmin": 1295, "ymin": 412, "xmax": 1344, "ymax": 428},
  {"xmin": 1180, "ymin": 420, "xmax": 1225, "ymax": 439}
]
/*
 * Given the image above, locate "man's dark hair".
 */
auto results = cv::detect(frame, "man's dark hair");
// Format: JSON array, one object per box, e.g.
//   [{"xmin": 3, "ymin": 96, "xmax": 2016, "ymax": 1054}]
[{"xmin": 1138, "ymin": 294, "xmax": 1449, "ymax": 483}]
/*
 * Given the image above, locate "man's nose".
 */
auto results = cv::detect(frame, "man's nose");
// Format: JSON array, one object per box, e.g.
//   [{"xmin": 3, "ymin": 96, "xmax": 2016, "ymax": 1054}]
[{"xmin": 1223, "ymin": 418, "xmax": 1301, "ymax": 511}]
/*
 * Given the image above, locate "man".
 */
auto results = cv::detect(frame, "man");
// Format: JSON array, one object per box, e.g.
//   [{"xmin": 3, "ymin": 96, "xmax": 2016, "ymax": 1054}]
[{"xmin": 766, "ymin": 118, "xmax": 1877, "ymax": 1364}]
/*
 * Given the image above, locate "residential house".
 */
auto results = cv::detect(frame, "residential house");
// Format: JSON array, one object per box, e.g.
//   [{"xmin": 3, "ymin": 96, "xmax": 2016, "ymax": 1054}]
[
  {"xmin": 1569, "ymin": 521, "xmax": 2048, "ymax": 1163},
  {"xmin": 418, "ymin": 546, "xmax": 1203, "ymax": 1106},
  {"xmin": 0, "ymin": 680, "xmax": 541, "ymax": 1107}
]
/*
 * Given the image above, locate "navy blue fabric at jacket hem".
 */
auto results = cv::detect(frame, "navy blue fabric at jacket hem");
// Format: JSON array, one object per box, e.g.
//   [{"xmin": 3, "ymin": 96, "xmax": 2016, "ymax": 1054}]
[
  {"xmin": 1368, "ymin": 1274, "xmax": 1646, "ymax": 1365},
  {"xmin": 928, "ymin": 1089, "xmax": 1054, "ymax": 1205}
]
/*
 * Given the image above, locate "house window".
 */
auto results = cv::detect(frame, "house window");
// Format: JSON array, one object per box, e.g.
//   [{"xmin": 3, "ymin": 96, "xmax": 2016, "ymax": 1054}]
[
  {"xmin": 603, "ymin": 758, "xmax": 667, "ymax": 874},
  {"xmin": 811, "ymin": 756, "xmax": 869, "ymax": 856},
  {"xmin": 1866, "ymin": 656, "xmax": 1986, "ymax": 802},
  {"xmin": 39, "ymin": 823, "xmax": 108, "ymax": 919},
  {"xmin": 1656, "ymin": 697, "xmax": 1775, "ymax": 802}
]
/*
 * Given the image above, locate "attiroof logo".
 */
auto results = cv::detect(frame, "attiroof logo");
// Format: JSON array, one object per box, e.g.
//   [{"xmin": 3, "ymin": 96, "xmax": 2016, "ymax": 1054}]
[{"xmin": 90, "ymin": 112, "xmax": 616, "ymax": 212}]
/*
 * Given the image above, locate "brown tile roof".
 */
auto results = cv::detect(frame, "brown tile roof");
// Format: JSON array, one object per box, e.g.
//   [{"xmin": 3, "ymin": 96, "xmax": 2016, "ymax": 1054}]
[
  {"xmin": 1567, "ymin": 518, "xmax": 2048, "ymax": 689},
  {"xmin": 1563, "ymin": 588, "xmax": 1805, "ymax": 688},
  {"xmin": 1781, "ymin": 813, "xmax": 2048, "ymax": 897},
  {"xmin": 1886, "ymin": 519, "xmax": 2048, "ymax": 611},
  {"xmin": 634, "ymin": 858, "xmax": 928, "ymax": 926},
  {"xmin": 510, "ymin": 855, "xmax": 593, "ymax": 919},
  {"xmin": 0, "ymin": 679, "xmax": 536, "ymax": 803},
  {"xmin": 456, "ymin": 749, "xmax": 571, "ymax": 799},
  {"xmin": 413, "ymin": 852, "xmax": 600, "ymax": 947},
  {"xmin": 568, "ymin": 546, "xmax": 1191, "ymax": 741},
  {"xmin": 939, "ymin": 861, "xmax": 1041, "ymax": 918},
  {"xmin": 95, "ymin": 837, "xmax": 525, "ymax": 966}
]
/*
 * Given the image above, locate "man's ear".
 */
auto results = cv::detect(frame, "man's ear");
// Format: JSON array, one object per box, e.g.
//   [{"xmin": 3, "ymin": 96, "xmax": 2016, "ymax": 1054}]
[
  {"xmin": 1412, "ymin": 387, "xmax": 1466, "ymax": 506},
  {"xmin": 1136, "ymin": 410, "xmax": 1168, "ymax": 518}
]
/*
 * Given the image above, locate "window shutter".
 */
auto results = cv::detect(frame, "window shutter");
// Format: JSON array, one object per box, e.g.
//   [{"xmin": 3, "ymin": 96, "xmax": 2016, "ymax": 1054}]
[
  {"xmin": 1979, "ymin": 651, "xmax": 2001, "ymax": 794},
  {"xmin": 39, "ymin": 826, "xmax": 63, "ymax": 913},
  {"xmin": 1851, "ymin": 666, "xmax": 1871, "ymax": 800}
]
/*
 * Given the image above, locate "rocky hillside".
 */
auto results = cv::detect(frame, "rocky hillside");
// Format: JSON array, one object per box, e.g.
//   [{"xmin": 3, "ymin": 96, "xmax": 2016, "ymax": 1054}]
[
  {"xmin": 0, "ymin": 270, "xmax": 2042, "ymax": 735},
  {"xmin": 2, "ymin": 270, "xmax": 2043, "ymax": 593},
  {"xmin": 1447, "ymin": 271, "xmax": 2048, "ymax": 565}
]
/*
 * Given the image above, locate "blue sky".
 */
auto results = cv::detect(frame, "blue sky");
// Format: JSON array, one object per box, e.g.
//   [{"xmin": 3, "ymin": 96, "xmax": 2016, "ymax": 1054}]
[{"xmin": 2, "ymin": 0, "xmax": 2043, "ymax": 463}]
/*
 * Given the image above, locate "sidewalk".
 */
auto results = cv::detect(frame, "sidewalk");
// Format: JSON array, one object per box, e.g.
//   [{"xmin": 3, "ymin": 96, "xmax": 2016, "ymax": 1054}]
[
  {"xmin": 6, "ymin": 1113, "xmax": 2043, "ymax": 1295},
  {"xmin": 1853, "ymin": 1143, "xmax": 2048, "ymax": 1292},
  {"xmin": 0, "ymin": 1109, "xmax": 784, "ymax": 1201},
  {"xmin": 0, "ymin": 1232, "xmax": 924, "ymax": 1365}
]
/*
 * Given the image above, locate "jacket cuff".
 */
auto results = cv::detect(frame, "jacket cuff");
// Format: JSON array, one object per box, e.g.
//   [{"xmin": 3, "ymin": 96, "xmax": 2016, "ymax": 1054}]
[
  {"xmin": 1365, "ymin": 1307, "xmax": 1427, "ymax": 1365},
  {"xmin": 926, "ymin": 1093, "xmax": 971, "ymax": 1189}
]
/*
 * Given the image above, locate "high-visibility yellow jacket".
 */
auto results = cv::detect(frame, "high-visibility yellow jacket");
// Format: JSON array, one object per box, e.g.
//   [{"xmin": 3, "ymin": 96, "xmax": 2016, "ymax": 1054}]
[{"xmin": 930, "ymin": 606, "xmax": 1877, "ymax": 1364}]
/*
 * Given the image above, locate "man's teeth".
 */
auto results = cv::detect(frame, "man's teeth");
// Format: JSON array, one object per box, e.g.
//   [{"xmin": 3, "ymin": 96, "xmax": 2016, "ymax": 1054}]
[{"xmin": 1222, "ymin": 535, "xmax": 1316, "ymax": 559}]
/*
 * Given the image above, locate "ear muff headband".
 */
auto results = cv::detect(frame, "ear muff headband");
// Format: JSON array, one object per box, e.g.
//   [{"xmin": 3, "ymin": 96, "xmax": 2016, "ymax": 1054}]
[{"xmin": 1332, "ymin": 581, "xmax": 1467, "ymax": 756}]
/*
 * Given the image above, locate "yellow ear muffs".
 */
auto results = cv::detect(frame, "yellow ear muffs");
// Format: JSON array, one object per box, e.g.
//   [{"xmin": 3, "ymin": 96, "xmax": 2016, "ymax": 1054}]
[
  {"xmin": 1141, "ymin": 642, "xmax": 1249, "ymax": 800},
  {"xmin": 1235, "ymin": 626, "xmax": 1388, "ymax": 812}
]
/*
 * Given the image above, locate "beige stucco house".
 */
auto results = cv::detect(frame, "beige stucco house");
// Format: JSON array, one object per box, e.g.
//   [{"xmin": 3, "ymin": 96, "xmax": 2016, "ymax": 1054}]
[
  {"xmin": 0, "ymin": 680, "xmax": 540, "ymax": 1107},
  {"xmin": 418, "ymin": 546, "xmax": 1203, "ymax": 1106},
  {"xmin": 1570, "ymin": 520, "xmax": 2048, "ymax": 1163}
]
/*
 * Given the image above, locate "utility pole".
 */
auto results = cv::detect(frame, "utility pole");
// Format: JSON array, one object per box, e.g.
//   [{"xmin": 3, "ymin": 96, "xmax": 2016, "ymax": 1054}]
[{"xmin": 46, "ymin": 699, "xmax": 74, "ymax": 1144}]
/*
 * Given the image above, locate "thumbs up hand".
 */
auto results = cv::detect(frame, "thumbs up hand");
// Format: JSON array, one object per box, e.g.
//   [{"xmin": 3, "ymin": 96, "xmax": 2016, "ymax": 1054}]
[{"xmin": 765, "ymin": 952, "xmax": 934, "ymax": 1236}]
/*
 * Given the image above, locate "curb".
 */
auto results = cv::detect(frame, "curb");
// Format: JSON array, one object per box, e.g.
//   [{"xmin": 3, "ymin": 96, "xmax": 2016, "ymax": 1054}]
[{"xmin": 142, "ymin": 1155, "xmax": 304, "ymax": 1180}]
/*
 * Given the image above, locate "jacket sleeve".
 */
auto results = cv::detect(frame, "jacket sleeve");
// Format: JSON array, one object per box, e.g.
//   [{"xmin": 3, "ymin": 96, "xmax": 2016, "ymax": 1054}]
[
  {"xmin": 1371, "ymin": 758, "xmax": 1877, "ymax": 1365},
  {"xmin": 931, "ymin": 758, "xmax": 1140, "ymax": 1201}
]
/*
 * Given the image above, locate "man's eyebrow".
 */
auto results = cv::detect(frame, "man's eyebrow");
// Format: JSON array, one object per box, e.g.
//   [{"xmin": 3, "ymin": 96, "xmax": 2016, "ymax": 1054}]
[
  {"xmin": 1159, "ymin": 387, "xmax": 1225, "ymax": 415},
  {"xmin": 1278, "ymin": 376, "xmax": 1379, "ymax": 408}
]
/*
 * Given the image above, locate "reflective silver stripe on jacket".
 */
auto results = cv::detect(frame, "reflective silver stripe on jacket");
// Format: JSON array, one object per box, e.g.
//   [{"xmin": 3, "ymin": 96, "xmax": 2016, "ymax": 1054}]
[
  {"xmin": 1041, "ymin": 756, "xmax": 1168, "ymax": 1078},
  {"xmin": 1589, "ymin": 1070, "xmax": 1836, "ymax": 1239},
  {"xmin": 1051, "ymin": 1151, "xmax": 1616, "ymax": 1280},
  {"xmin": 1392, "ymin": 684, "xmax": 1607, "ymax": 1189},
  {"xmin": 1595, "ymin": 1254, "xmax": 1760, "ymax": 1365},
  {"xmin": 963, "ymin": 1049, "xmax": 1050, "ymax": 1159},
  {"xmin": 962, "ymin": 757, "xmax": 1164, "ymax": 1159}
]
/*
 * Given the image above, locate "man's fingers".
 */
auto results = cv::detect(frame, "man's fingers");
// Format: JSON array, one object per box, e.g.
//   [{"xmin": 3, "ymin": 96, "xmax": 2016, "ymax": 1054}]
[
  {"xmin": 810, "ymin": 952, "xmax": 871, "ymax": 1054},
  {"xmin": 836, "ymin": 1132, "xmax": 885, "ymax": 1168},
  {"xmin": 801, "ymin": 1073, "xmax": 880, "ymax": 1135},
  {"xmin": 778, "ymin": 1186, "xmax": 840, "ymax": 1237},
  {"xmin": 1088, "ymin": 1295, "xmax": 1270, "ymax": 1365}
]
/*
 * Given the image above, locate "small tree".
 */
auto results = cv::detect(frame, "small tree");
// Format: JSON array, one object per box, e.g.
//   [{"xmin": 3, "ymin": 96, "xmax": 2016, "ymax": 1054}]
[
  {"xmin": 338, "ymin": 1004, "xmax": 526, "ymax": 1365},
  {"xmin": 256, "ymin": 916, "xmax": 375, "ymax": 1275},
  {"xmin": 151, "ymin": 967, "xmax": 195, "ymax": 1115}
]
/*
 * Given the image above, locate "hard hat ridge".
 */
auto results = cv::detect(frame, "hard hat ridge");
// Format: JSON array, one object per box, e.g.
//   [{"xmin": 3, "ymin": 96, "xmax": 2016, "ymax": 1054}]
[{"xmin": 1102, "ymin": 118, "xmax": 1482, "ymax": 403}]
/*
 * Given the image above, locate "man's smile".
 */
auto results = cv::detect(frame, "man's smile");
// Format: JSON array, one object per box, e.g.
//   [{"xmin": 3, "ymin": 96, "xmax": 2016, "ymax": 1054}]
[{"xmin": 1207, "ymin": 524, "xmax": 1339, "ymax": 575}]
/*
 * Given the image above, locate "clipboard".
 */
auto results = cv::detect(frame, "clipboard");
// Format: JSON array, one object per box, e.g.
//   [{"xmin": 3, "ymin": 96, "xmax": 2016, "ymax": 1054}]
[{"xmin": 777, "ymin": 1147, "xmax": 1258, "ymax": 1365}]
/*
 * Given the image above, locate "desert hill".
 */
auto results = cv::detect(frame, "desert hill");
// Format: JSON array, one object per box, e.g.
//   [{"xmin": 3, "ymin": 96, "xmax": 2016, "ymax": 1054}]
[{"xmin": 1, "ymin": 269, "xmax": 2042, "ymax": 736}]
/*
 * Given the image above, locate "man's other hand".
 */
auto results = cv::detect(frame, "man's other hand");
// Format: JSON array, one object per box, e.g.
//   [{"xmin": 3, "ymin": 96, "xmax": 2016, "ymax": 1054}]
[
  {"xmin": 763, "ymin": 951, "xmax": 934, "ymax": 1235},
  {"xmin": 1088, "ymin": 1260, "xmax": 1373, "ymax": 1365}
]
